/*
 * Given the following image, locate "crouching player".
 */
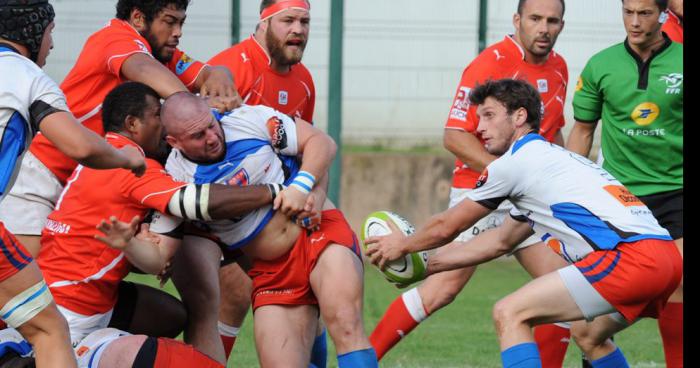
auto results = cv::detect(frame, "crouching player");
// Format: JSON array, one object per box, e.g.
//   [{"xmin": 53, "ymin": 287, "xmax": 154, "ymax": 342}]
[
  {"xmin": 109, "ymin": 92, "xmax": 378, "ymax": 367},
  {"xmin": 366, "ymin": 79, "xmax": 682, "ymax": 367}
]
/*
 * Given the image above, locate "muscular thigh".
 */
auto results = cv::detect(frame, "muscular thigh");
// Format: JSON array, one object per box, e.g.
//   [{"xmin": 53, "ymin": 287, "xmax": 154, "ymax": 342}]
[{"xmin": 254, "ymin": 304, "xmax": 317, "ymax": 367}]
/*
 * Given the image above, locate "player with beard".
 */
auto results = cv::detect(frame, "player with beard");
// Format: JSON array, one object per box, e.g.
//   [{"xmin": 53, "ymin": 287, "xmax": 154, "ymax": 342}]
[
  {"xmin": 206, "ymin": 0, "xmax": 319, "ymax": 363},
  {"xmin": 0, "ymin": 0, "xmax": 241, "ymax": 258},
  {"xmin": 368, "ymin": 1, "xmax": 573, "ymax": 366}
]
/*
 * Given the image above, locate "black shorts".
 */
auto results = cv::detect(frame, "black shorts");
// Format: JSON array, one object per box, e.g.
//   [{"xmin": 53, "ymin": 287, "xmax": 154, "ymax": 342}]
[{"xmin": 638, "ymin": 189, "xmax": 683, "ymax": 240}]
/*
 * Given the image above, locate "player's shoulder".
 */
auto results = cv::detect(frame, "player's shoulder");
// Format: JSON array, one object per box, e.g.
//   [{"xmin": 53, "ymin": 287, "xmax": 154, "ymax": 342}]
[
  {"xmin": 587, "ymin": 42, "xmax": 626, "ymax": 65},
  {"xmin": 0, "ymin": 51, "xmax": 42, "ymax": 77},
  {"xmin": 546, "ymin": 49, "xmax": 568, "ymax": 69}
]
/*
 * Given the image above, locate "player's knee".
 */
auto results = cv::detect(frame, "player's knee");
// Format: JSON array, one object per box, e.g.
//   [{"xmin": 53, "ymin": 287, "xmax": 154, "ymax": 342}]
[
  {"xmin": 324, "ymin": 305, "xmax": 363, "ymax": 341},
  {"xmin": 570, "ymin": 324, "xmax": 606, "ymax": 354},
  {"xmin": 491, "ymin": 298, "xmax": 521, "ymax": 332}
]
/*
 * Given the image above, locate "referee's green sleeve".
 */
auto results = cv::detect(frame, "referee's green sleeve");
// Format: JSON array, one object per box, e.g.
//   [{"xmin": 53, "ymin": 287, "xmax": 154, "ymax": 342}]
[{"xmin": 572, "ymin": 61, "xmax": 602, "ymax": 123}]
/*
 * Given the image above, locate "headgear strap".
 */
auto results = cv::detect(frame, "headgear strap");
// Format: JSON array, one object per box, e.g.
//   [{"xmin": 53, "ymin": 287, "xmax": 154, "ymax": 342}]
[{"xmin": 260, "ymin": 0, "xmax": 309, "ymax": 22}]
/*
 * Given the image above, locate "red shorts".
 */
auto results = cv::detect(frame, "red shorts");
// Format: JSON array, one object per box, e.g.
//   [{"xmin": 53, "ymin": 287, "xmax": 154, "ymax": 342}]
[
  {"xmin": 154, "ymin": 338, "xmax": 223, "ymax": 368},
  {"xmin": 248, "ymin": 209, "xmax": 362, "ymax": 310},
  {"xmin": 0, "ymin": 222, "xmax": 32, "ymax": 282},
  {"xmin": 574, "ymin": 238, "xmax": 682, "ymax": 322}
]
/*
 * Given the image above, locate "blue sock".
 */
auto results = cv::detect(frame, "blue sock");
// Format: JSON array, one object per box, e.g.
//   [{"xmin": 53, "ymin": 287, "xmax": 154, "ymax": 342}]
[
  {"xmin": 309, "ymin": 328, "xmax": 327, "ymax": 368},
  {"xmin": 501, "ymin": 342, "xmax": 542, "ymax": 368},
  {"xmin": 337, "ymin": 347, "xmax": 378, "ymax": 368},
  {"xmin": 590, "ymin": 347, "xmax": 629, "ymax": 368}
]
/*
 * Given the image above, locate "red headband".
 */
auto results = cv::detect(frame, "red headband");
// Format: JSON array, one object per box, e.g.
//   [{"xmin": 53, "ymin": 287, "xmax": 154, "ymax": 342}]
[{"xmin": 260, "ymin": 0, "xmax": 310, "ymax": 21}]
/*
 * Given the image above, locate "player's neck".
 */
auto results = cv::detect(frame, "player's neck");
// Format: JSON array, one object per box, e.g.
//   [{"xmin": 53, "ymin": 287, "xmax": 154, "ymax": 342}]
[
  {"xmin": 512, "ymin": 35, "xmax": 548, "ymax": 66},
  {"xmin": 0, "ymin": 39, "xmax": 30, "ymax": 58},
  {"xmin": 628, "ymin": 33, "xmax": 665, "ymax": 62}
]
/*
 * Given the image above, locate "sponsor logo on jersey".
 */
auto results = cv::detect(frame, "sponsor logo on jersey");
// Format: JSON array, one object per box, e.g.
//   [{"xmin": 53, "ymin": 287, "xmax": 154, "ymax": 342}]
[
  {"xmin": 630, "ymin": 102, "xmax": 660, "ymax": 126},
  {"xmin": 659, "ymin": 73, "xmax": 682, "ymax": 94},
  {"xmin": 475, "ymin": 169, "xmax": 488, "ymax": 188},
  {"xmin": 134, "ymin": 39, "xmax": 149, "ymax": 53},
  {"xmin": 575, "ymin": 76, "xmax": 583, "ymax": 92},
  {"xmin": 449, "ymin": 87, "xmax": 471, "ymax": 121},
  {"xmin": 227, "ymin": 168, "xmax": 249, "ymax": 186},
  {"xmin": 604, "ymin": 185, "xmax": 644, "ymax": 207},
  {"xmin": 279, "ymin": 90, "xmax": 289, "ymax": 105},
  {"xmin": 240, "ymin": 52, "xmax": 250, "ymax": 63},
  {"xmin": 493, "ymin": 49, "xmax": 505, "ymax": 61},
  {"xmin": 537, "ymin": 79, "xmax": 549, "ymax": 93},
  {"xmin": 266, "ymin": 116, "xmax": 288, "ymax": 150},
  {"xmin": 176, "ymin": 53, "xmax": 195, "ymax": 75}
]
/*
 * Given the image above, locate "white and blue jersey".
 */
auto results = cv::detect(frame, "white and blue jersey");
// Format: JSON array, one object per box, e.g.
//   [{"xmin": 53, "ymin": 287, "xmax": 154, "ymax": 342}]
[
  {"xmin": 465, "ymin": 133, "xmax": 672, "ymax": 263},
  {"xmin": 162, "ymin": 104, "xmax": 300, "ymax": 249},
  {"xmin": 0, "ymin": 45, "xmax": 68, "ymax": 203}
]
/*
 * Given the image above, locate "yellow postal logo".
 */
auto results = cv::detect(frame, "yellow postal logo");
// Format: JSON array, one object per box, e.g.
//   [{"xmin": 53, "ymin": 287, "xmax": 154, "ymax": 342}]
[
  {"xmin": 575, "ymin": 76, "xmax": 583, "ymax": 92},
  {"xmin": 631, "ymin": 102, "xmax": 659, "ymax": 126}
]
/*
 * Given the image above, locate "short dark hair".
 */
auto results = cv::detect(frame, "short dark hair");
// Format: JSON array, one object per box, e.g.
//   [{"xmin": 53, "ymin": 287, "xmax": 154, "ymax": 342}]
[
  {"xmin": 620, "ymin": 0, "xmax": 668, "ymax": 11},
  {"xmin": 102, "ymin": 82, "xmax": 160, "ymax": 133},
  {"xmin": 116, "ymin": 0, "xmax": 190, "ymax": 22},
  {"xmin": 259, "ymin": 0, "xmax": 309, "ymax": 14},
  {"xmin": 468, "ymin": 79, "xmax": 542, "ymax": 131},
  {"xmin": 517, "ymin": 0, "xmax": 566, "ymax": 17}
]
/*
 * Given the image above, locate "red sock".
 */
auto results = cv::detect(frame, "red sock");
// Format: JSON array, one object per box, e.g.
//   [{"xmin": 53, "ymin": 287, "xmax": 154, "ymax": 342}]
[
  {"xmin": 658, "ymin": 302, "xmax": 683, "ymax": 368},
  {"xmin": 369, "ymin": 289, "xmax": 428, "ymax": 360},
  {"xmin": 218, "ymin": 321, "xmax": 240, "ymax": 361},
  {"xmin": 534, "ymin": 323, "xmax": 570, "ymax": 368}
]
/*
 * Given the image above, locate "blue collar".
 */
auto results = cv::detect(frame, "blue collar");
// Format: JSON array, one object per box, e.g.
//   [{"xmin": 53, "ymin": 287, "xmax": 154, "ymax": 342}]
[
  {"xmin": 0, "ymin": 44, "xmax": 20, "ymax": 54},
  {"xmin": 511, "ymin": 133, "xmax": 546, "ymax": 154}
]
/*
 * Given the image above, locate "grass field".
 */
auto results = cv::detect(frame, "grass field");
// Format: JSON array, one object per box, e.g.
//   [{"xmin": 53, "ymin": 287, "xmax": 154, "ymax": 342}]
[{"xmin": 126, "ymin": 258, "xmax": 665, "ymax": 367}]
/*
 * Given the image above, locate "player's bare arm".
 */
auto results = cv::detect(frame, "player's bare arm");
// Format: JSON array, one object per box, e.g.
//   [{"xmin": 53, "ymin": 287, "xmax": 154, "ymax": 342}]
[
  {"xmin": 40, "ymin": 110, "xmax": 146, "ymax": 175},
  {"xmin": 365, "ymin": 198, "xmax": 492, "ymax": 269},
  {"xmin": 120, "ymin": 52, "xmax": 190, "ymax": 97},
  {"xmin": 274, "ymin": 118, "xmax": 337, "ymax": 216},
  {"xmin": 443, "ymin": 129, "xmax": 499, "ymax": 173},
  {"xmin": 565, "ymin": 120, "xmax": 598, "ymax": 157},
  {"xmin": 425, "ymin": 216, "xmax": 534, "ymax": 276}
]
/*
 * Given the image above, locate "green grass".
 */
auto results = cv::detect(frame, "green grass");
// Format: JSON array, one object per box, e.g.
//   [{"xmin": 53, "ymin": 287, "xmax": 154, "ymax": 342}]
[{"xmin": 126, "ymin": 259, "xmax": 664, "ymax": 367}]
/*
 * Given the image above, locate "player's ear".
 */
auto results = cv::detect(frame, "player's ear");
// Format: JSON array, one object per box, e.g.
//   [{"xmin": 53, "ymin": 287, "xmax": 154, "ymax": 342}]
[
  {"xmin": 124, "ymin": 115, "xmax": 139, "ymax": 134},
  {"xmin": 131, "ymin": 8, "xmax": 147, "ymax": 31},
  {"xmin": 165, "ymin": 135, "xmax": 179, "ymax": 150},
  {"xmin": 512, "ymin": 12, "xmax": 521, "ymax": 31}
]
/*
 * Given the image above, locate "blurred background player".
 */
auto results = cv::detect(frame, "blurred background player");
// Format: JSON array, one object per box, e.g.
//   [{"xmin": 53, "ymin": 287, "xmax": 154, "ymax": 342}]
[
  {"xmin": 34, "ymin": 82, "xmax": 277, "ymax": 348},
  {"xmin": 369, "ymin": 0, "xmax": 573, "ymax": 365},
  {"xmin": 206, "ymin": 0, "xmax": 321, "ymax": 364},
  {"xmin": 662, "ymin": 0, "xmax": 682, "ymax": 43},
  {"xmin": 0, "ymin": 0, "xmax": 146, "ymax": 366},
  {"xmin": 366, "ymin": 78, "xmax": 682, "ymax": 368},
  {"xmin": 567, "ymin": 0, "xmax": 683, "ymax": 366},
  {"xmin": 0, "ymin": 0, "xmax": 241, "ymax": 258}
]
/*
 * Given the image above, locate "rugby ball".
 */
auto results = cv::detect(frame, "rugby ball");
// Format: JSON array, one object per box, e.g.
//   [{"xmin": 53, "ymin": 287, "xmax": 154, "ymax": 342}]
[{"xmin": 361, "ymin": 211, "xmax": 428, "ymax": 285}]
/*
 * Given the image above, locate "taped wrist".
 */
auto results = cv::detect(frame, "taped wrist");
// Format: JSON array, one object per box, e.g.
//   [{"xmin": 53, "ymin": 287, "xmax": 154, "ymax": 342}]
[
  {"xmin": 290, "ymin": 171, "xmax": 315, "ymax": 194},
  {"xmin": 167, "ymin": 184, "xmax": 212, "ymax": 221},
  {"xmin": 267, "ymin": 183, "xmax": 285, "ymax": 201}
]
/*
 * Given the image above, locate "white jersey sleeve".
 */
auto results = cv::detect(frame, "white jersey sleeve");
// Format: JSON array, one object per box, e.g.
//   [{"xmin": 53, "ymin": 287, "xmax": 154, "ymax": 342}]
[{"xmin": 221, "ymin": 104, "xmax": 299, "ymax": 156}]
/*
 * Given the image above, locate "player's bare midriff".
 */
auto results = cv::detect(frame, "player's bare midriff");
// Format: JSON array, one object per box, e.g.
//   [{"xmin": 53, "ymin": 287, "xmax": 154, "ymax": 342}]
[{"xmin": 243, "ymin": 198, "xmax": 336, "ymax": 261}]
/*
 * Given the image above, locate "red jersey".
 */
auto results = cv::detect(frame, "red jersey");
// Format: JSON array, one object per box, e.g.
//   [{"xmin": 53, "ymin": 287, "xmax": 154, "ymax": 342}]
[
  {"xmin": 445, "ymin": 35, "xmax": 568, "ymax": 188},
  {"xmin": 208, "ymin": 36, "xmax": 315, "ymax": 122},
  {"xmin": 662, "ymin": 11, "xmax": 683, "ymax": 44},
  {"xmin": 38, "ymin": 133, "xmax": 186, "ymax": 316},
  {"xmin": 29, "ymin": 19, "xmax": 206, "ymax": 184}
]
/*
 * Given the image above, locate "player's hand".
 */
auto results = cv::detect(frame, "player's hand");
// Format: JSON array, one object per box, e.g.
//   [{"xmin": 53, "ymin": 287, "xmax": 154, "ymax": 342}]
[
  {"xmin": 200, "ymin": 67, "xmax": 241, "ymax": 112},
  {"xmin": 273, "ymin": 186, "xmax": 309, "ymax": 217},
  {"xmin": 95, "ymin": 215, "xmax": 140, "ymax": 250},
  {"xmin": 364, "ymin": 220, "xmax": 408, "ymax": 270},
  {"xmin": 294, "ymin": 192, "xmax": 322, "ymax": 231},
  {"xmin": 135, "ymin": 223, "xmax": 160, "ymax": 244},
  {"xmin": 119, "ymin": 145, "xmax": 146, "ymax": 177}
]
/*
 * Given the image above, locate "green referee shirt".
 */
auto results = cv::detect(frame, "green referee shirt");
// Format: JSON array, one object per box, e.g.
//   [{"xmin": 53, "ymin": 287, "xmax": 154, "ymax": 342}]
[{"xmin": 573, "ymin": 34, "xmax": 682, "ymax": 196}]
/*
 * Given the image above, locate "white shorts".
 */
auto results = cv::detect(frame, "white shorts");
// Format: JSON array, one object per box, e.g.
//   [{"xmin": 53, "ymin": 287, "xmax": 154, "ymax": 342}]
[
  {"xmin": 57, "ymin": 305, "xmax": 114, "ymax": 348},
  {"xmin": 0, "ymin": 151, "xmax": 63, "ymax": 235},
  {"xmin": 449, "ymin": 187, "xmax": 541, "ymax": 251}
]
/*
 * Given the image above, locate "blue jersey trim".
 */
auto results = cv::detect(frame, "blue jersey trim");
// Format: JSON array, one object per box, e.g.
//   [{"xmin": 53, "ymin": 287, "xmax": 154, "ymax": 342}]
[
  {"xmin": 511, "ymin": 133, "xmax": 545, "ymax": 154},
  {"xmin": 551, "ymin": 203, "xmax": 672, "ymax": 250},
  {"xmin": 226, "ymin": 208, "xmax": 275, "ymax": 249},
  {"xmin": 193, "ymin": 139, "xmax": 268, "ymax": 185},
  {"xmin": 0, "ymin": 112, "xmax": 27, "ymax": 198}
]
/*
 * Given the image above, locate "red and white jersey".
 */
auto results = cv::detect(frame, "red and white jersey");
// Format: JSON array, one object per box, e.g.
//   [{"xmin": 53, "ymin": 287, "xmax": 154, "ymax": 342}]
[
  {"xmin": 208, "ymin": 36, "xmax": 315, "ymax": 122},
  {"xmin": 465, "ymin": 133, "xmax": 671, "ymax": 263},
  {"xmin": 445, "ymin": 35, "xmax": 568, "ymax": 188},
  {"xmin": 38, "ymin": 133, "xmax": 186, "ymax": 316},
  {"xmin": 662, "ymin": 11, "xmax": 683, "ymax": 44},
  {"xmin": 29, "ymin": 19, "xmax": 206, "ymax": 184}
]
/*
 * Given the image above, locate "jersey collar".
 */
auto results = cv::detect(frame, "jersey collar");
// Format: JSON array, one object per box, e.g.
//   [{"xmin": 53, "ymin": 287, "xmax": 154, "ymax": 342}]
[
  {"xmin": 0, "ymin": 43, "xmax": 21, "ymax": 54},
  {"xmin": 105, "ymin": 132, "xmax": 145, "ymax": 156},
  {"xmin": 511, "ymin": 132, "xmax": 545, "ymax": 154},
  {"xmin": 110, "ymin": 19, "xmax": 153, "ymax": 53},
  {"xmin": 250, "ymin": 35, "xmax": 273, "ymax": 66}
]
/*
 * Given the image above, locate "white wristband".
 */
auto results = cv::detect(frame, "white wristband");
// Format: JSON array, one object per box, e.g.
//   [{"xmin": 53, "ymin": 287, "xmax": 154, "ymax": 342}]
[{"xmin": 290, "ymin": 171, "xmax": 315, "ymax": 194}]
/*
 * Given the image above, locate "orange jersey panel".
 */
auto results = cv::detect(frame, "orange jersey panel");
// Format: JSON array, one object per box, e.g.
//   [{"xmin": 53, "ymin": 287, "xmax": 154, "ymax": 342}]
[
  {"xmin": 38, "ymin": 134, "xmax": 185, "ymax": 315},
  {"xmin": 208, "ymin": 37, "xmax": 315, "ymax": 123},
  {"xmin": 445, "ymin": 35, "xmax": 569, "ymax": 188},
  {"xmin": 29, "ymin": 19, "xmax": 205, "ymax": 184}
]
